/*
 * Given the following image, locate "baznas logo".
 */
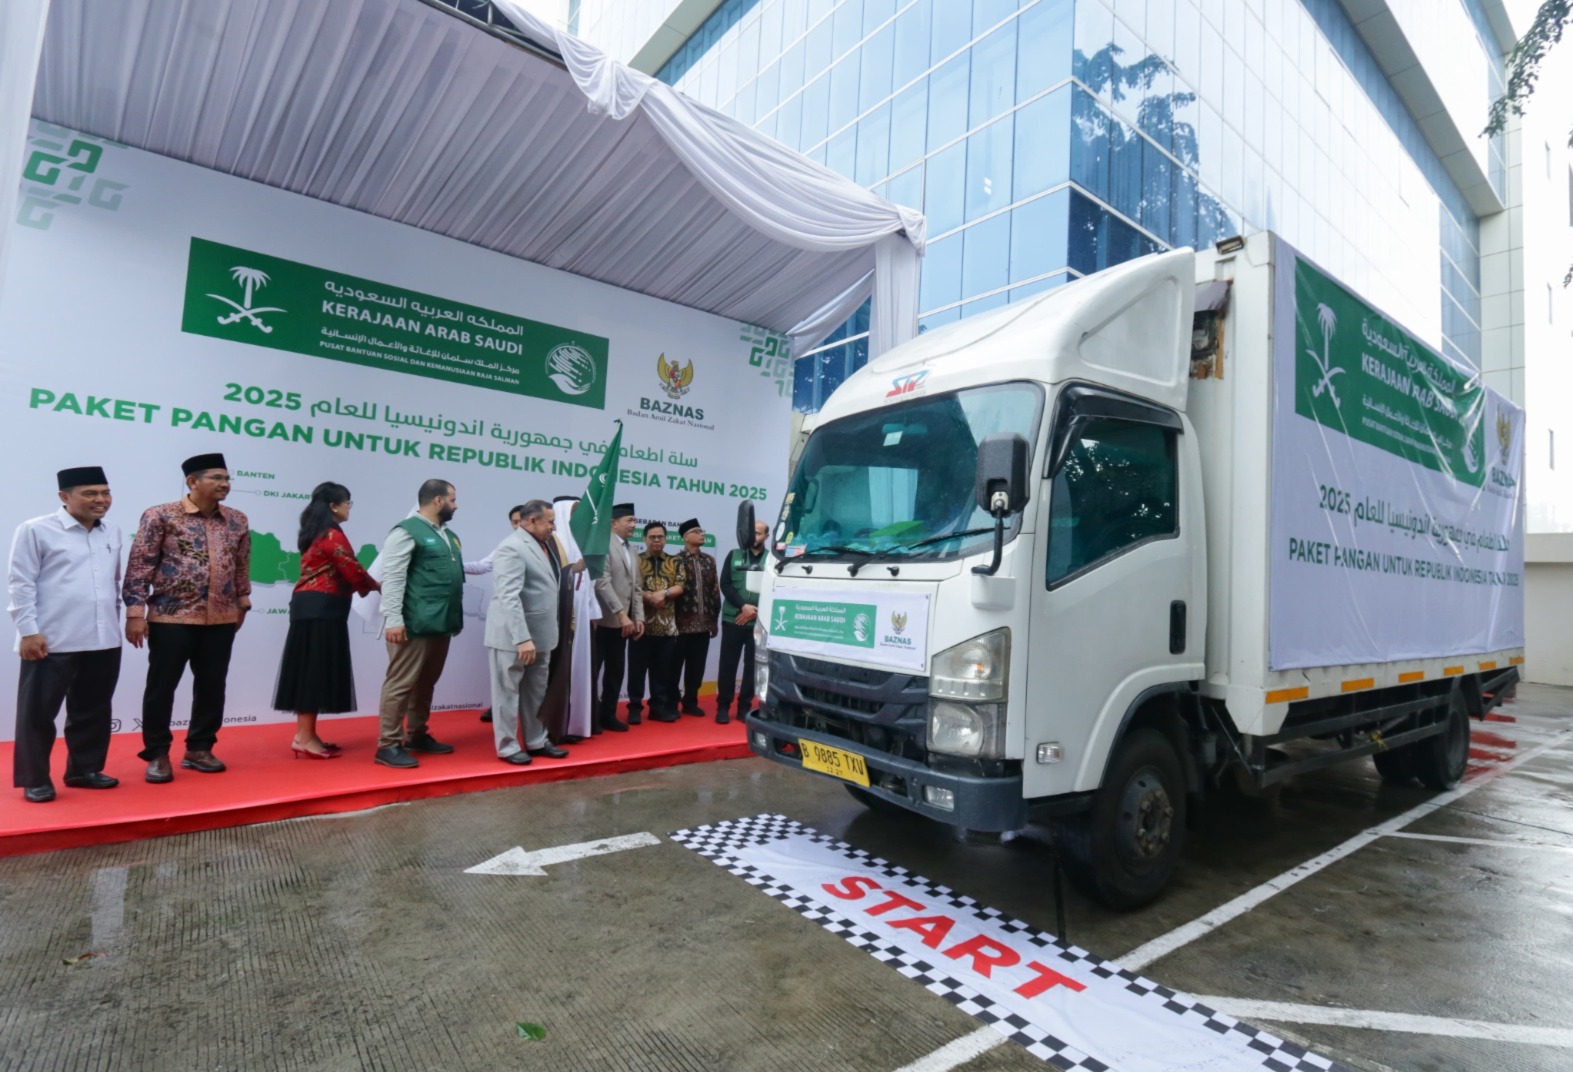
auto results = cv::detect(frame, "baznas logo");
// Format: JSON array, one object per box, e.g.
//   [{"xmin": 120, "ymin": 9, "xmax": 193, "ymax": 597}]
[
  {"xmin": 852, "ymin": 612, "xmax": 872, "ymax": 643},
  {"xmin": 890, "ymin": 611, "xmax": 907, "ymax": 635},
  {"xmin": 1497, "ymin": 409, "xmax": 1514, "ymax": 464},
  {"xmin": 1306, "ymin": 303, "xmax": 1344, "ymax": 408},
  {"xmin": 887, "ymin": 370, "xmax": 929, "ymax": 398},
  {"xmin": 658, "ymin": 353, "xmax": 694, "ymax": 399},
  {"xmin": 208, "ymin": 266, "xmax": 285, "ymax": 334},
  {"xmin": 547, "ymin": 343, "xmax": 597, "ymax": 396}
]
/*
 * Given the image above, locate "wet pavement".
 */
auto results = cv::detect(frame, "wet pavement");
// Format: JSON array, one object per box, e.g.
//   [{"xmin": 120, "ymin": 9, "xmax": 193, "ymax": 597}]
[{"xmin": 1, "ymin": 685, "xmax": 1570, "ymax": 1071}]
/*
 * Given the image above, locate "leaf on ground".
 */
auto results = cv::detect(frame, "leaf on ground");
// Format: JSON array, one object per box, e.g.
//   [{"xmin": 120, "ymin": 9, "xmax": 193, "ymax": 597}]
[
  {"xmin": 515, "ymin": 1022, "xmax": 547, "ymax": 1041},
  {"xmin": 62, "ymin": 952, "xmax": 106, "ymax": 966}
]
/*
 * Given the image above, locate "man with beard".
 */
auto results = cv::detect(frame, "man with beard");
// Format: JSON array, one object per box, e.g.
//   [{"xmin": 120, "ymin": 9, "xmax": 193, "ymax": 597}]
[{"xmin": 374, "ymin": 478, "xmax": 465, "ymax": 769}]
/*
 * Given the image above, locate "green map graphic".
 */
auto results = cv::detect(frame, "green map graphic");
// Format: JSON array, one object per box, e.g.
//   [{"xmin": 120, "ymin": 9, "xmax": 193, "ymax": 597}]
[{"xmin": 249, "ymin": 530, "xmax": 378, "ymax": 585}]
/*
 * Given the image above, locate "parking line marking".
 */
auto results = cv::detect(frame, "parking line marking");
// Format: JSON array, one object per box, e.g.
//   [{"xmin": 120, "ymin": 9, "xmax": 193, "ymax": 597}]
[
  {"xmin": 1383, "ymin": 831, "xmax": 1573, "ymax": 854},
  {"xmin": 892, "ymin": 1028, "xmax": 1005, "ymax": 1072},
  {"xmin": 1119, "ymin": 728, "xmax": 1572, "ymax": 971},
  {"xmin": 1194, "ymin": 997, "xmax": 1573, "ymax": 1048}
]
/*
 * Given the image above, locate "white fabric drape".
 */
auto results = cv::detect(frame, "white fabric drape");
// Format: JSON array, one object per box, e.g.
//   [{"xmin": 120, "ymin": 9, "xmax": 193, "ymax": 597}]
[
  {"xmin": 0, "ymin": 0, "xmax": 51, "ymax": 311},
  {"xmin": 22, "ymin": 0, "xmax": 924, "ymax": 356},
  {"xmin": 488, "ymin": 0, "xmax": 924, "ymax": 356},
  {"xmin": 552, "ymin": 495, "xmax": 599, "ymax": 740}
]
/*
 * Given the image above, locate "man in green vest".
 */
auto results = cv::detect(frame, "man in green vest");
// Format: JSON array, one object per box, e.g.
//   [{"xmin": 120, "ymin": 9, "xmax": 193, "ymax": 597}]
[
  {"xmin": 717, "ymin": 520, "xmax": 769, "ymax": 723},
  {"xmin": 375, "ymin": 478, "xmax": 466, "ymax": 769}
]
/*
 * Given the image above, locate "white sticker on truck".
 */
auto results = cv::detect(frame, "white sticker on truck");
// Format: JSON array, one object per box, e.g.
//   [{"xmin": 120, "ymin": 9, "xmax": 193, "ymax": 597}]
[{"xmin": 766, "ymin": 584, "xmax": 931, "ymax": 673}]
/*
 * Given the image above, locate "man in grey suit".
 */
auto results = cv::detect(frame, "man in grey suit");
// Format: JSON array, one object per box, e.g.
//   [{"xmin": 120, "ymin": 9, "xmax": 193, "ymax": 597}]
[
  {"xmin": 591, "ymin": 502, "xmax": 644, "ymax": 734},
  {"xmin": 484, "ymin": 500, "xmax": 570, "ymax": 765}
]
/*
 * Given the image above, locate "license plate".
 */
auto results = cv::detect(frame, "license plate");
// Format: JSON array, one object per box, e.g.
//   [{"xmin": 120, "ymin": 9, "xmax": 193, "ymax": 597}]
[{"xmin": 798, "ymin": 739, "xmax": 870, "ymax": 787}]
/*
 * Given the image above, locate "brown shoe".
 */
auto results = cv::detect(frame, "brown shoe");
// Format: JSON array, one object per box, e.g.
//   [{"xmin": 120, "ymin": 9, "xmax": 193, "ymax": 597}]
[
  {"xmin": 180, "ymin": 750, "xmax": 227, "ymax": 774},
  {"xmin": 145, "ymin": 756, "xmax": 173, "ymax": 784}
]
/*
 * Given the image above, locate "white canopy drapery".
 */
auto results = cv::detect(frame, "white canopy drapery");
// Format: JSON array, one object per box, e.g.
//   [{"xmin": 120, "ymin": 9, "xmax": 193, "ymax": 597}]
[{"xmin": 4, "ymin": 0, "xmax": 924, "ymax": 356}]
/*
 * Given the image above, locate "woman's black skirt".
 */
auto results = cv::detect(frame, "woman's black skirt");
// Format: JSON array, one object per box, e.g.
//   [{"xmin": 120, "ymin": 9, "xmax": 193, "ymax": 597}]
[{"xmin": 272, "ymin": 592, "xmax": 357, "ymax": 714}]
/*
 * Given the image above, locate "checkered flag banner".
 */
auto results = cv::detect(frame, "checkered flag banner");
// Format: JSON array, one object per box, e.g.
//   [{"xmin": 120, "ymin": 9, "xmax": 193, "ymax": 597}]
[{"xmin": 672, "ymin": 815, "xmax": 1352, "ymax": 1072}]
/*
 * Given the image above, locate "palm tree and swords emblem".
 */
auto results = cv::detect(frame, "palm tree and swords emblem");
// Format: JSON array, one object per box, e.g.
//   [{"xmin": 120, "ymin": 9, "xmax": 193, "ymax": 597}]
[
  {"xmin": 1307, "ymin": 302, "xmax": 1344, "ymax": 408},
  {"xmin": 208, "ymin": 266, "xmax": 285, "ymax": 334}
]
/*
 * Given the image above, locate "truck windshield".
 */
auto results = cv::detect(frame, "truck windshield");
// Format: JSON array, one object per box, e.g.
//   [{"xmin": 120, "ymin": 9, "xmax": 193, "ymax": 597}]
[{"xmin": 777, "ymin": 382, "xmax": 1043, "ymax": 562}]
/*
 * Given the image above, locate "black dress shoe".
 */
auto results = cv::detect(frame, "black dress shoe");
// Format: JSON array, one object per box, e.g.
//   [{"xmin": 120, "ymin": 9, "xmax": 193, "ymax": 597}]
[
  {"xmin": 626, "ymin": 710, "xmax": 643, "ymax": 726},
  {"xmin": 63, "ymin": 772, "xmax": 119, "ymax": 789},
  {"xmin": 600, "ymin": 717, "xmax": 629, "ymax": 733},
  {"xmin": 374, "ymin": 745, "xmax": 420, "ymax": 769},
  {"xmin": 651, "ymin": 710, "xmax": 679, "ymax": 723},
  {"xmin": 404, "ymin": 732, "xmax": 454, "ymax": 754},
  {"xmin": 527, "ymin": 743, "xmax": 569, "ymax": 759},
  {"xmin": 681, "ymin": 705, "xmax": 704, "ymax": 717},
  {"xmin": 560, "ymin": 735, "xmax": 584, "ymax": 744},
  {"xmin": 716, "ymin": 712, "xmax": 731, "ymax": 725},
  {"xmin": 500, "ymin": 752, "xmax": 532, "ymax": 765},
  {"xmin": 23, "ymin": 785, "xmax": 55, "ymax": 803}
]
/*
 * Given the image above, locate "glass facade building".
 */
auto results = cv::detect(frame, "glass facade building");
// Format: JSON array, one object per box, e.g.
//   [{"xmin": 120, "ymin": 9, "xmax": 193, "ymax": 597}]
[{"xmin": 648, "ymin": 0, "xmax": 1505, "ymax": 412}]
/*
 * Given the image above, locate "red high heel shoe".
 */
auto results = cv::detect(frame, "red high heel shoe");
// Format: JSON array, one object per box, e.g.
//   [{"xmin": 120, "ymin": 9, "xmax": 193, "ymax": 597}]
[{"xmin": 291, "ymin": 745, "xmax": 341, "ymax": 760}]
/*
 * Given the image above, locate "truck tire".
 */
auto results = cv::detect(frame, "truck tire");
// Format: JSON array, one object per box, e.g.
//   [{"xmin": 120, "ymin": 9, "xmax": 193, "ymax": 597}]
[
  {"xmin": 1371, "ymin": 746, "xmax": 1415, "ymax": 785},
  {"xmin": 1057, "ymin": 728, "xmax": 1187, "ymax": 910},
  {"xmin": 844, "ymin": 783, "xmax": 911, "ymax": 816},
  {"xmin": 1412, "ymin": 690, "xmax": 1470, "ymax": 791}
]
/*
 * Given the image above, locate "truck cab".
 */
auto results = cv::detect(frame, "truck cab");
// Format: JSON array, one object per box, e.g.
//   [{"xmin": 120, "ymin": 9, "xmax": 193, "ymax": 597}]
[{"xmin": 745, "ymin": 248, "xmax": 1206, "ymax": 907}]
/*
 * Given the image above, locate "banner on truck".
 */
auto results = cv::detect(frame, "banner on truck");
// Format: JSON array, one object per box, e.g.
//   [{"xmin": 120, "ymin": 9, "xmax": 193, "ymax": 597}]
[
  {"xmin": 0, "ymin": 120, "xmax": 794, "ymax": 741},
  {"xmin": 765, "ymin": 584, "xmax": 931, "ymax": 673},
  {"xmin": 1268, "ymin": 239, "xmax": 1524, "ymax": 670}
]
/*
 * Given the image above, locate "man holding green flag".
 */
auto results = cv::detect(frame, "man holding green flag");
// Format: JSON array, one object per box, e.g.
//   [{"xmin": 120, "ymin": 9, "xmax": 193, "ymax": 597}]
[{"xmin": 580, "ymin": 424, "xmax": 643, "ymax": 733}]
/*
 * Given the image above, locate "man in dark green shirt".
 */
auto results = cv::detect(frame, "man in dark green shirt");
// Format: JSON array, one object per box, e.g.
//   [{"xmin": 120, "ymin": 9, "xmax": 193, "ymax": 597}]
[{"xmin": 716, "ymin": 520, "xmax": 769, "ymax": 723}]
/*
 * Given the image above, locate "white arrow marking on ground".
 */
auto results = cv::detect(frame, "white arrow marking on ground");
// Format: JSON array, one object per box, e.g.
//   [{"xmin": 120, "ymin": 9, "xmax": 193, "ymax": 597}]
[{"xmin": 464, "ymin": 832, "xmax": 662, "ymax": 876}]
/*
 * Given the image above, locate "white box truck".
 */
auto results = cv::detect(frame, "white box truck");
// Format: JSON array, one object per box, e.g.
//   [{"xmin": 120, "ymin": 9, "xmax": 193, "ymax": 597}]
[{"xmin": 739, "ymin": 232, "xmax": 1525, "ymax": 908}]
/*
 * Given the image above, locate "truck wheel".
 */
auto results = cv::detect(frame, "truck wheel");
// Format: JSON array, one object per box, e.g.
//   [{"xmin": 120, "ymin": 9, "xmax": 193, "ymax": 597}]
[
  {"xmin": 1371, "ymin": 746, "xmax": 1415, "ymax": 785},
  {"xmin": 1058, "ymin": 728, "xmax": 1187, "ymax": 911},
  {"xmin": 1413, "ymin": 690, "xmax": 1470, "ymax": 791},
  {"xmin": 844, "ymin": 783, "xmax": 910, "ymax": 816}
]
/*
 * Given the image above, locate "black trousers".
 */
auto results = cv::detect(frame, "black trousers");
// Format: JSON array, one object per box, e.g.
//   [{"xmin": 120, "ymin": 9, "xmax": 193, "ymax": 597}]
[
  {"xmin": 716, "ymin": 620, "xmax": 756, "ymax": 713},
  {"xmin": 628, "ymin": 634, "xmax": 678, "ymax": 715},
  {"xmin": 140, "ymin": 622, "xmax": 237, "ymax": 759},
  {"xmin": 12, "ymin": 648, "xmax": 121, "ymax": 788},
  {"xmin": 593, "ymin": 624, "xmax": 628, "ymax": 725},
  {"xmin": 675, "ymin": 632, "xmax": 711, "ymax": 711}
]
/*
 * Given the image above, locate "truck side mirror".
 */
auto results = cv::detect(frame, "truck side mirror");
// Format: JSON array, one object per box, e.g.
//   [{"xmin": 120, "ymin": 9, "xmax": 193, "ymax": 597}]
[
  {"xmin": 735, "ymin": 500, "xmax": 756, "ymax": 551},
  {"xmin": 974, "ymin": 433, "xmax": 1030, "ymax": 518}
]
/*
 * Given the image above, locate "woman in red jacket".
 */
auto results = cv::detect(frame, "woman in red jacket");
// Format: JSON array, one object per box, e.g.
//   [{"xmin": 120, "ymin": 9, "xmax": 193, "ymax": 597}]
[{"xmin": 272, "ymin": 482, "xmax": 379, "ymax": 758}]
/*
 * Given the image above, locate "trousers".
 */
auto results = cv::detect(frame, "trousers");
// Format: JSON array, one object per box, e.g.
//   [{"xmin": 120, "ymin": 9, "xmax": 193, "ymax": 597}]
[
  {"xmin": 488, "ymin": 646, "xmax": 550, "ymax": 756},
  {"xmin": 715, "ymin": 620, "xmax": 757, "ymax": 713},
  {"xmin": 140, "ymin": 623, "xmax": 236, "ymax": 760},
  {"xmin": 593, "ymin": 624, "xmax": 628, "ymax": 726},
  {"xmin": 675, "ymin": 632, "xmax": 711, "ymax": 711},
  {"xmin": 377, "ymin": 634, "xmax": 452, "ymax": 748},
  {"xmin": 628, "ymin": 634, "xmax": 677, "ymax": 715},
  {"xmin": 13, "ymin": 648, "xmax": 121, "ymax": 787}
]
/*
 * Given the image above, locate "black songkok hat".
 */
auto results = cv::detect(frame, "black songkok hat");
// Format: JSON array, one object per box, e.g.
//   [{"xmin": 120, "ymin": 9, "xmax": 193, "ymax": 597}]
[
  {"xmin": 57, "ymin": 466, "xmax": 107, "ymax": 490},
  {"xmin": 611, "ymin": 502, "xmax": 636, "ymax": 518},
  {"xmin": 182, "ymin": 453, "xmax": 228, "ymax": 477},
  {"xmin": 678, "ymin": 517, "xmax": 702, "ymax": 536}
]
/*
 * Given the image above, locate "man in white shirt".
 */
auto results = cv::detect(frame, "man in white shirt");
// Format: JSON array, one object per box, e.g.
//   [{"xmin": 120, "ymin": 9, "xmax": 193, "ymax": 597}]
[{"xmin": 7, "ymin": 467, "xmax": 124, "ymax": 802}]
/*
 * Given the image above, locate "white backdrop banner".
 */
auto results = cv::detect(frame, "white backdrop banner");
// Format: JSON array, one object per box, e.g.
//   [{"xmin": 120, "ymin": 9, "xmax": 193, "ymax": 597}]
[
  {"xmin": 1268, "ymin": 239, "xmax": 1525, "ymax": 670},
  {"xmin": 0, "ymin": 121, "xmax": 793, "ymax": 741}
]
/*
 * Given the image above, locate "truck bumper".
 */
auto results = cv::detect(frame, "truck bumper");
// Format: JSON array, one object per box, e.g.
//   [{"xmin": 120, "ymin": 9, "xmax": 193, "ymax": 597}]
[{"xmin": 742, "ymin": 712, "xmax": 1027, "ymax": 832}]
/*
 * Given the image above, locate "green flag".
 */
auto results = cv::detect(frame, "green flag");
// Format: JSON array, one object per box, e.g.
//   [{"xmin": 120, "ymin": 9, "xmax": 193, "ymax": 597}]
[{"xmin": 571, "ymin": 421, "xmax": 622, "ymax": 579}]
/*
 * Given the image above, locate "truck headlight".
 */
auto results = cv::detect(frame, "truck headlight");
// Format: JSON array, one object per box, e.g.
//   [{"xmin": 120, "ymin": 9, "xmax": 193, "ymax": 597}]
[
  {"xmin": 754, "ymin": 624, "xmax": 770, "ymax": 700},
  {"xmin": 928, "ymin": 630, "xmax": 1009, "ymax": 757},
  {"xmin": 930, "ymin": 629, "xmax": 1009, "ymax": 701}
]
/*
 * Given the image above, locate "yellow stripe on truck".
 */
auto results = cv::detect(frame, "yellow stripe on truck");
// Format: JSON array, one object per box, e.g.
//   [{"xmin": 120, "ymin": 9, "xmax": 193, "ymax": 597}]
[
  {"xmin": 1265, "ymin": 687, "xmax": 1309, "ymax": 704},
  {"xmin": 1398, "ymin": 671, "xmax": 1425, "ymax": 683},
  {"xmin": 1341, "ymin": 678, "xmax": 1374, "ymax": 692},
  {"xmin": 1510, "ymin": 656, "xmax": 1525, "ymax": 665},
  {"xmin": 1479, "ymin": 660, "xmax": 1498, "ymax": 671},
  {"xmin": 1443, "ymin": 665, "xmax": 1464, "ymax": 676}
]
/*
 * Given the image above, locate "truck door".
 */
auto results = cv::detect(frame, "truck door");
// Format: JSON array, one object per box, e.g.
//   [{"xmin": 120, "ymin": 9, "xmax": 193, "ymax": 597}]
[{"xmin": 1024, "ymin": 385, "xmax": 1202, "ymax": 798}]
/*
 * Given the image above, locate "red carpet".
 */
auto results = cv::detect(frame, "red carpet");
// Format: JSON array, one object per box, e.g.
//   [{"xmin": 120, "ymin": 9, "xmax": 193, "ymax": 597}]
[{"xmin": 0, "ymin": 708, "xmax": 752, "ymax": 858}]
